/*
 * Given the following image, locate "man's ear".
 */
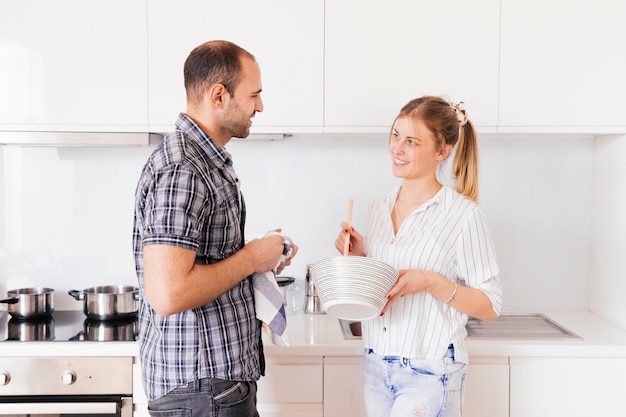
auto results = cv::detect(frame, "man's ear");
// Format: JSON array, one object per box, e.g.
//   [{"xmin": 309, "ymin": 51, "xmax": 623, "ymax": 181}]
[{"xmin": 209, "ymin": 84, "xmax": 228, "ymax": 107}]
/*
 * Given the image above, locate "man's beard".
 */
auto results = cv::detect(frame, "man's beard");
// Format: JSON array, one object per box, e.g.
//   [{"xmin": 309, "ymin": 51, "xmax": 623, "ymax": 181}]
[{"xmin": 222, "ymin": 101, "xmax": 252, "ymax": 139}]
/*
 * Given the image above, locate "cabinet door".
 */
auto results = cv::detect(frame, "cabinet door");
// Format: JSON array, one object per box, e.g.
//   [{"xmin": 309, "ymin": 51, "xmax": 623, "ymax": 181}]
[
  {"xmin": 324, "ymin": 0, "xmax": 500, "ymax": 133},
  {"xmin": 463, "ymin": 357, "xmax": 509, "ymax": 417},
  {"xmin": 499, "ymin": 0, "xmax": 626, "ymax": 133},
  {"xmin": 323, "ymin": 357, "xmax": 366, "ymax": 417},
  {"xmin": 147, "ymin": 0, "xmax": 324, "ymax": 134},
  {"xmin": 257, "ymin": 356, "xmax": 323, "ymax": 417},
  {"xmin": 510, "ymin": 357, "xmax": 626, "ymax": 416},
  {"xmin": 0, "ymin": 0, "xmax": 148, "ymax": 132}
]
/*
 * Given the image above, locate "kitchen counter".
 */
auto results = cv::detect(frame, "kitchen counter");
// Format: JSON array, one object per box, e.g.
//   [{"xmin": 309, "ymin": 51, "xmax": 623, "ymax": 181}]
[
  {"xmin": 263, "ymin": 310, "xmax": 626, "ymax": 358},
  {"xmin": 1, "ymin": 310, "xmax": 625, "ymax": 359}
]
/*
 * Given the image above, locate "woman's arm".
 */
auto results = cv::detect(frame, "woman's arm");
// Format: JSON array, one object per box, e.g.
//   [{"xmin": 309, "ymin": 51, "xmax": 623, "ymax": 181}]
[{"xmin": 381, "ymin": 269, "xmax": 498, "ymax": 321}]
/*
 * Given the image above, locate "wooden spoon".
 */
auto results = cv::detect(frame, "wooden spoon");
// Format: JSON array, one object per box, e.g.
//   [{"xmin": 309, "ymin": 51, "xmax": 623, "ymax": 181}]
[{"xmin": 343, "ymin": 199, "xmax": 354, "ymax": 256}]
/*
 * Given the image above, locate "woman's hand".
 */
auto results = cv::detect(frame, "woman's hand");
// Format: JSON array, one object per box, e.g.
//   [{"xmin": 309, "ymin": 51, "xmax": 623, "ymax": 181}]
[
  {"xmin": 380, "ymin": 269, "xmax": 498, "ymax": 322},
  {"xmin": 335, "ymin": 222, "xmax": 365, "ymax": 256},
  {"xmin": 381, "ymin": 269, "xmax": 437, "ymax": 315}
]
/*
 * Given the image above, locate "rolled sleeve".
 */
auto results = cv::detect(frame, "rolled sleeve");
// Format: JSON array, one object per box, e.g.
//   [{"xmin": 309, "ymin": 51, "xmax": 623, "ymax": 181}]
[{"xmin": 458, "ymin": 206, "xmax": 503, "ymax": 314}]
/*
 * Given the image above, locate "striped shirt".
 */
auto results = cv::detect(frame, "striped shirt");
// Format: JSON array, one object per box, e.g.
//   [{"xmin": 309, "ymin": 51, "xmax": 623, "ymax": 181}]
[
  {"xmin": 363, "ymin": 185, "xmax": 502, "ymax": 364},
  {"xmin": 132, "ymin": 113, "xmax": 262, "ymax": 401}
]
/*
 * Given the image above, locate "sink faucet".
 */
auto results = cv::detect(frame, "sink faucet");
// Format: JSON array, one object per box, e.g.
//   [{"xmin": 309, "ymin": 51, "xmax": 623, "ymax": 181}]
[{"xmin": 303, "ymin": 264, "xmax": 325, "ymax": 314}]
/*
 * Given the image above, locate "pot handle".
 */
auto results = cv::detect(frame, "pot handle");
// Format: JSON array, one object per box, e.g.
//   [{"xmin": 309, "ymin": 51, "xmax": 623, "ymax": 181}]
[
  {"xmin": 0, "ymin": 298, "xmax": 19, "ymax": 304},
  {"xmin": 68, "ymin": 290, "xmax": 85, "ymax": 301}
]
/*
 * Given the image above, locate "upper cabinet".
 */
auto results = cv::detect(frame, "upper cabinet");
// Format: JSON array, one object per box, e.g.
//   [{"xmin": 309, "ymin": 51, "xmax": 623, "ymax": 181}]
[
  {"xmin": 2, "ymin": 0, "xmax": 623, "ymax": 140},
  {"xmin": 147, "ymin": 0, "xmax": 324, "ymax": 134},
  {"xmin": 324, "ymin": 0, "xmax": 501, "ymax": 134},
  {"xmin": 499, "ymin": 0, "xmax": 626, "ymax": 133},
  {"xmin": 0, "ymin": 0, "xmax": 148, "ymax": 134}
]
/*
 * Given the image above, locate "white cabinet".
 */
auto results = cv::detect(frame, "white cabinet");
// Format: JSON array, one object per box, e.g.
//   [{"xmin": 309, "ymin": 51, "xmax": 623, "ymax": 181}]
[
  {"xmin": 510, "ymin": 357, "xmax": 626, "ymax": 416},
  {"xmin": 147, "ymin": 0, "xmax": 324, "ymax": 134},
  {"xmin": 323, "ymin": 356, "xmax": 366, "ymax": 417},
  {"xmin": 5, "ymin": 1, "xmax": 623, "ymax": 138},
  {"xmin": 324, "ymin": 0, "xmax": 500, "ymax": 133},
  {"xmin": 499, "ymin": 0, "xmax": 626, "ymax": 133},
  {"xmin": 0, "ymin": 0, "xmax": 148, "ymax": 132},
  {"xmin": 463, "ymin": 357, "xmax": 509, "ymax": 417},
  {"xmin": 133, "ymin": 361, "xmax": 149, "ymax": 417},
  {"xmin": 257, "ymin": 356, "xmax": 324, "ymax": 417}
]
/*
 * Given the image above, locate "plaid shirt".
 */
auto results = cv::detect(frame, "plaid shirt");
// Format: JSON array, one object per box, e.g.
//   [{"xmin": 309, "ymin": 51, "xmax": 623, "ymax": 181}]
[{"xmin": 133, "ymin": 113, "xmax": 262, "ymax": 401}]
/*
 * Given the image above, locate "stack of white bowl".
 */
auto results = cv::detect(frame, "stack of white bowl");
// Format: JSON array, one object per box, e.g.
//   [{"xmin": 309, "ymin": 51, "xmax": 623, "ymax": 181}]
[{"xmin": 309, "ymin": 256, "xmax": 399, "ymax": 321}]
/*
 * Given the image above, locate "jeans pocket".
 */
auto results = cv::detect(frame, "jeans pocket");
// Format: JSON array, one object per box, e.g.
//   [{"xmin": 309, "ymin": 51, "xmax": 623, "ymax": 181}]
[
  {"xmin": 444, "ymin": 362, "xmax": 467, "ymax": 392},
  {"xmin": 406, "ymin": 358, "xmax": 443, "ymax": 377},
  {"xmin": 213, "ymin": 380, "xmax": 257, "ymax": 417},
  {"xmin": 147, "ymin": 407, "xmax": 192, "ymax": 417}
]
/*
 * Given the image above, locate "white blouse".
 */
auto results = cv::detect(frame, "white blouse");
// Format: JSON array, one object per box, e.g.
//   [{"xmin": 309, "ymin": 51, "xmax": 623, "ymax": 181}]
[{"xmin": 362, "ymin": 185, "xmax": 502, "ymax": 364}]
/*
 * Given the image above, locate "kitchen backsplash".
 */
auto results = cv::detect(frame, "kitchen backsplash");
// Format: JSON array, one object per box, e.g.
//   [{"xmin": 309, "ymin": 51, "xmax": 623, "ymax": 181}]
[{"xmin": 0, "ymin": 134, "xmax": 593, "ymax": 312}]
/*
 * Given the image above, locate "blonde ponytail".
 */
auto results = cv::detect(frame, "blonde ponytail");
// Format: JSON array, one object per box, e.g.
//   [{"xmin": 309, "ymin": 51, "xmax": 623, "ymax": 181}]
[{"xmin": 453, "ymin": 119, "xmax": 479, "ymax": 202}]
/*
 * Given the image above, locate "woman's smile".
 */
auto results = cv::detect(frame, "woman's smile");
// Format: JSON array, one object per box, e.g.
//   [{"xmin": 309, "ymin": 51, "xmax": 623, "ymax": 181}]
[{"xmin": 394, "ymin": 157, "xmax": 410, "ymax": 166}]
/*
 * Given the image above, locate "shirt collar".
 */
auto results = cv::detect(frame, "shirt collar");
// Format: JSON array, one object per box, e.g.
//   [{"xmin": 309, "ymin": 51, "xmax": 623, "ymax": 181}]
[
  {"xmin": 384, "ymin": 184, "xmax": 452, "ymax": 213},
  {"xmin": 175, "ymin": 112, "xmax": 231, "ymax": 169}
]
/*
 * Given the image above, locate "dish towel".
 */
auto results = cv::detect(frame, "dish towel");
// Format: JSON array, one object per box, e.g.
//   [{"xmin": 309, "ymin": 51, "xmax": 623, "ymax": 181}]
[
  {"xmin": 252, "ymin": 231, "xmax": 293, "ymax": 346},
  {"xmin": 252, "ymin": 269, "xmax": 288, "ymax": 345}
]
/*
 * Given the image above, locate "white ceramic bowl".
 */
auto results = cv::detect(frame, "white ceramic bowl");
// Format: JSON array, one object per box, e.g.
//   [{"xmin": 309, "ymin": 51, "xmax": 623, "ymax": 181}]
[{"xmin": 309, "ymin": 256, "xmax": 398, "ymax": 320}]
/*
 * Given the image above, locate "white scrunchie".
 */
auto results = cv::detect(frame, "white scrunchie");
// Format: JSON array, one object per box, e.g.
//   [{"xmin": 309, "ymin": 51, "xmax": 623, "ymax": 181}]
[{"xmin": 450, "ymin": 101, "xmax": 468, "ymax": 127}]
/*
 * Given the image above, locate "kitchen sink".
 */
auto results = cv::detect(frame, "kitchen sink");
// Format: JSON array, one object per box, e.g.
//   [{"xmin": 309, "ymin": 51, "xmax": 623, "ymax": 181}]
[
  {"xmin": 339, "ymin": 319, "xmax": 363, "ymax": 339},
  {"xmin": 339, "ymin": 313, "xmax": 582, "ymax": 340}
]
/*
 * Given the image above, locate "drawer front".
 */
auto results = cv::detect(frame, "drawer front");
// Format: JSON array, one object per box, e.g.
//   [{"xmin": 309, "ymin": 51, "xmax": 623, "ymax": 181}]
[{"xmin": 258, "ymin": 361, "xmax": 322, "ymax": 403}]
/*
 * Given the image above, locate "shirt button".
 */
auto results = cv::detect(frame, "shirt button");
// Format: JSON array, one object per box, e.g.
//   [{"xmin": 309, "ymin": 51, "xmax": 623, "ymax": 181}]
[{"xmin": 382, "ymin": 327, "xmax": 387, "ymax": 332}]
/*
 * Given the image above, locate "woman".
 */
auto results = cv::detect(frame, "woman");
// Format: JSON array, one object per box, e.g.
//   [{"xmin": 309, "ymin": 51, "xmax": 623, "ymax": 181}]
[{"xmin": 335, "ymin": 96, "xmax": 502, "ymax": 417}]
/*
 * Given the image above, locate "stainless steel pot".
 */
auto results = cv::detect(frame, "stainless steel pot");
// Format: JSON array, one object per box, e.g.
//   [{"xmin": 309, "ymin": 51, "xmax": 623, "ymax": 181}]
[
  {"xmin": 0, "ymin": 287, "xmax": 54, "ymax": 319},
  {"xmin": 8, "ymin": 316, "xmax": 55, "ymax": 341},
  {"xmin": 68, "ymin": 285, "xmax": 139, "ymax": 320}
]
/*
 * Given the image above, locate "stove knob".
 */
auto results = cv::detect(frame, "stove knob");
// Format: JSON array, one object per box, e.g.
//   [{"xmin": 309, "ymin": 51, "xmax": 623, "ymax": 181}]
[
  {"xmin": 61, "ymin": 370, "xmax": 76, "ymax": 385},
  {"xmin": 0, "ymin": 372, "xmax": 10, "ymax": 386}
]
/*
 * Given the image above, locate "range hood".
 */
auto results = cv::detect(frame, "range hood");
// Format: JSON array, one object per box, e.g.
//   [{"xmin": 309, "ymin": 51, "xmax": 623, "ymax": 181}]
[
  {"xmin": 0, "ymin": 131, "xmax": 164, "ymax": 146},
  {"xmin": 0, "ymin": 131, "xmax": 292, "ymax": 146}
]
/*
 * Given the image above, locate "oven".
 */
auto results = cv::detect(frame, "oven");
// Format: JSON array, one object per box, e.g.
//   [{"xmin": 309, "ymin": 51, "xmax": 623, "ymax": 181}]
[
  {"xmin": 0, "ymin": 356, "xmax": 132, "ymax": 416},
  {"xmin": 0, "ymin": 311, "xmax": 137, "ymax": 416}
]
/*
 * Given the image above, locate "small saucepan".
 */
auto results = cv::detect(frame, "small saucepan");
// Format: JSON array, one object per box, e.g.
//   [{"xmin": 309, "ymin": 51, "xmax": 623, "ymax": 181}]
[
  {"xmin": 0, "ymin": 287, "xmax": 55, "ymax": 319},
  {"xmin": 68, "ymin": 285, "xmax": 139, "ymax": 321}
]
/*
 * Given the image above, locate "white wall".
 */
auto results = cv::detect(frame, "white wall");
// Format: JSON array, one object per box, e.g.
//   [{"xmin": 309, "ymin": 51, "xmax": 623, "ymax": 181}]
[
  {"xmin": 590, "ymin": 135, "xmax": 626, "ymax": 328},
  {"xmin": 0, "ymin": 134, "xmax": 594, "ymax": 313}
]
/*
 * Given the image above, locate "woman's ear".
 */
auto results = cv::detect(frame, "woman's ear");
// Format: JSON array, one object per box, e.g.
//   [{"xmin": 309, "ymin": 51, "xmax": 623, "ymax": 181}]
[{"xmin": 438, "ymin": 144, "xmax": 453, "ymax": 161}]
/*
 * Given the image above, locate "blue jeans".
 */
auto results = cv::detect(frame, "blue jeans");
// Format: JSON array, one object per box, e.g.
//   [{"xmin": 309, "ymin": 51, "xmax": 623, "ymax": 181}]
[
  {"xmin": 147, "ymin": 378, "xmax": 259, "ymax": 417},
  {"xmin": 363, "ymin": 347, "xmax": 466, "ymax": 417}
]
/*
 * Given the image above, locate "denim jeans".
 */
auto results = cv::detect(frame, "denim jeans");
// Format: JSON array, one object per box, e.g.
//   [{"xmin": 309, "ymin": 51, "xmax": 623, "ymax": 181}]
[
  {"xmin": 147, "ymin": 378, "xmax": 259, "ymax": 417},
  {"xmin": 363, "ymin": 346, "xmax": 466, "ymax": 417}
]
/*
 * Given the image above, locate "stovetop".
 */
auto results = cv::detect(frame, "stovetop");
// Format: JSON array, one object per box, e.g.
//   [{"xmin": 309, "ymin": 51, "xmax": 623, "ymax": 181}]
[{"xmin": 0, "ymin": 310, "xmax": 138, "ymax": 342}]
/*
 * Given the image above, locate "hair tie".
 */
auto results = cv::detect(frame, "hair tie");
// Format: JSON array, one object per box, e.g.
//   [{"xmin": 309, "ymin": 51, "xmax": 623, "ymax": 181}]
[{"xmin": 450, "ymin": 101, "xmax": 468, "ymax": 127}]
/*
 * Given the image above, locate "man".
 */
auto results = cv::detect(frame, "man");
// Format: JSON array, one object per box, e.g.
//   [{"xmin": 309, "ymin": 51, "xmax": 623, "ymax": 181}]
[{"xmin": 133, "ymin": 40, "xmax": 294, "ymax": 417}]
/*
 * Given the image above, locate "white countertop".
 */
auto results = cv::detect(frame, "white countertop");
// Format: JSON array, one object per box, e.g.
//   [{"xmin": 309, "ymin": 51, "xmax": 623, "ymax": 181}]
[
  {"xmin": 263, "ymin": 310, "xmax": 626, "ymax": 358},
  {"xmin": 1, "ymin": 310, "xmax": 625, "ymax": 359}
]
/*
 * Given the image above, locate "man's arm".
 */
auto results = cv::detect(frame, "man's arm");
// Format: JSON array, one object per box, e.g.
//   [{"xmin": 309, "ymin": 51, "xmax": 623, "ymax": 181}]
[{"xmin": 143, "ymin": 234, "xmax": 286, "ymax": 316}]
